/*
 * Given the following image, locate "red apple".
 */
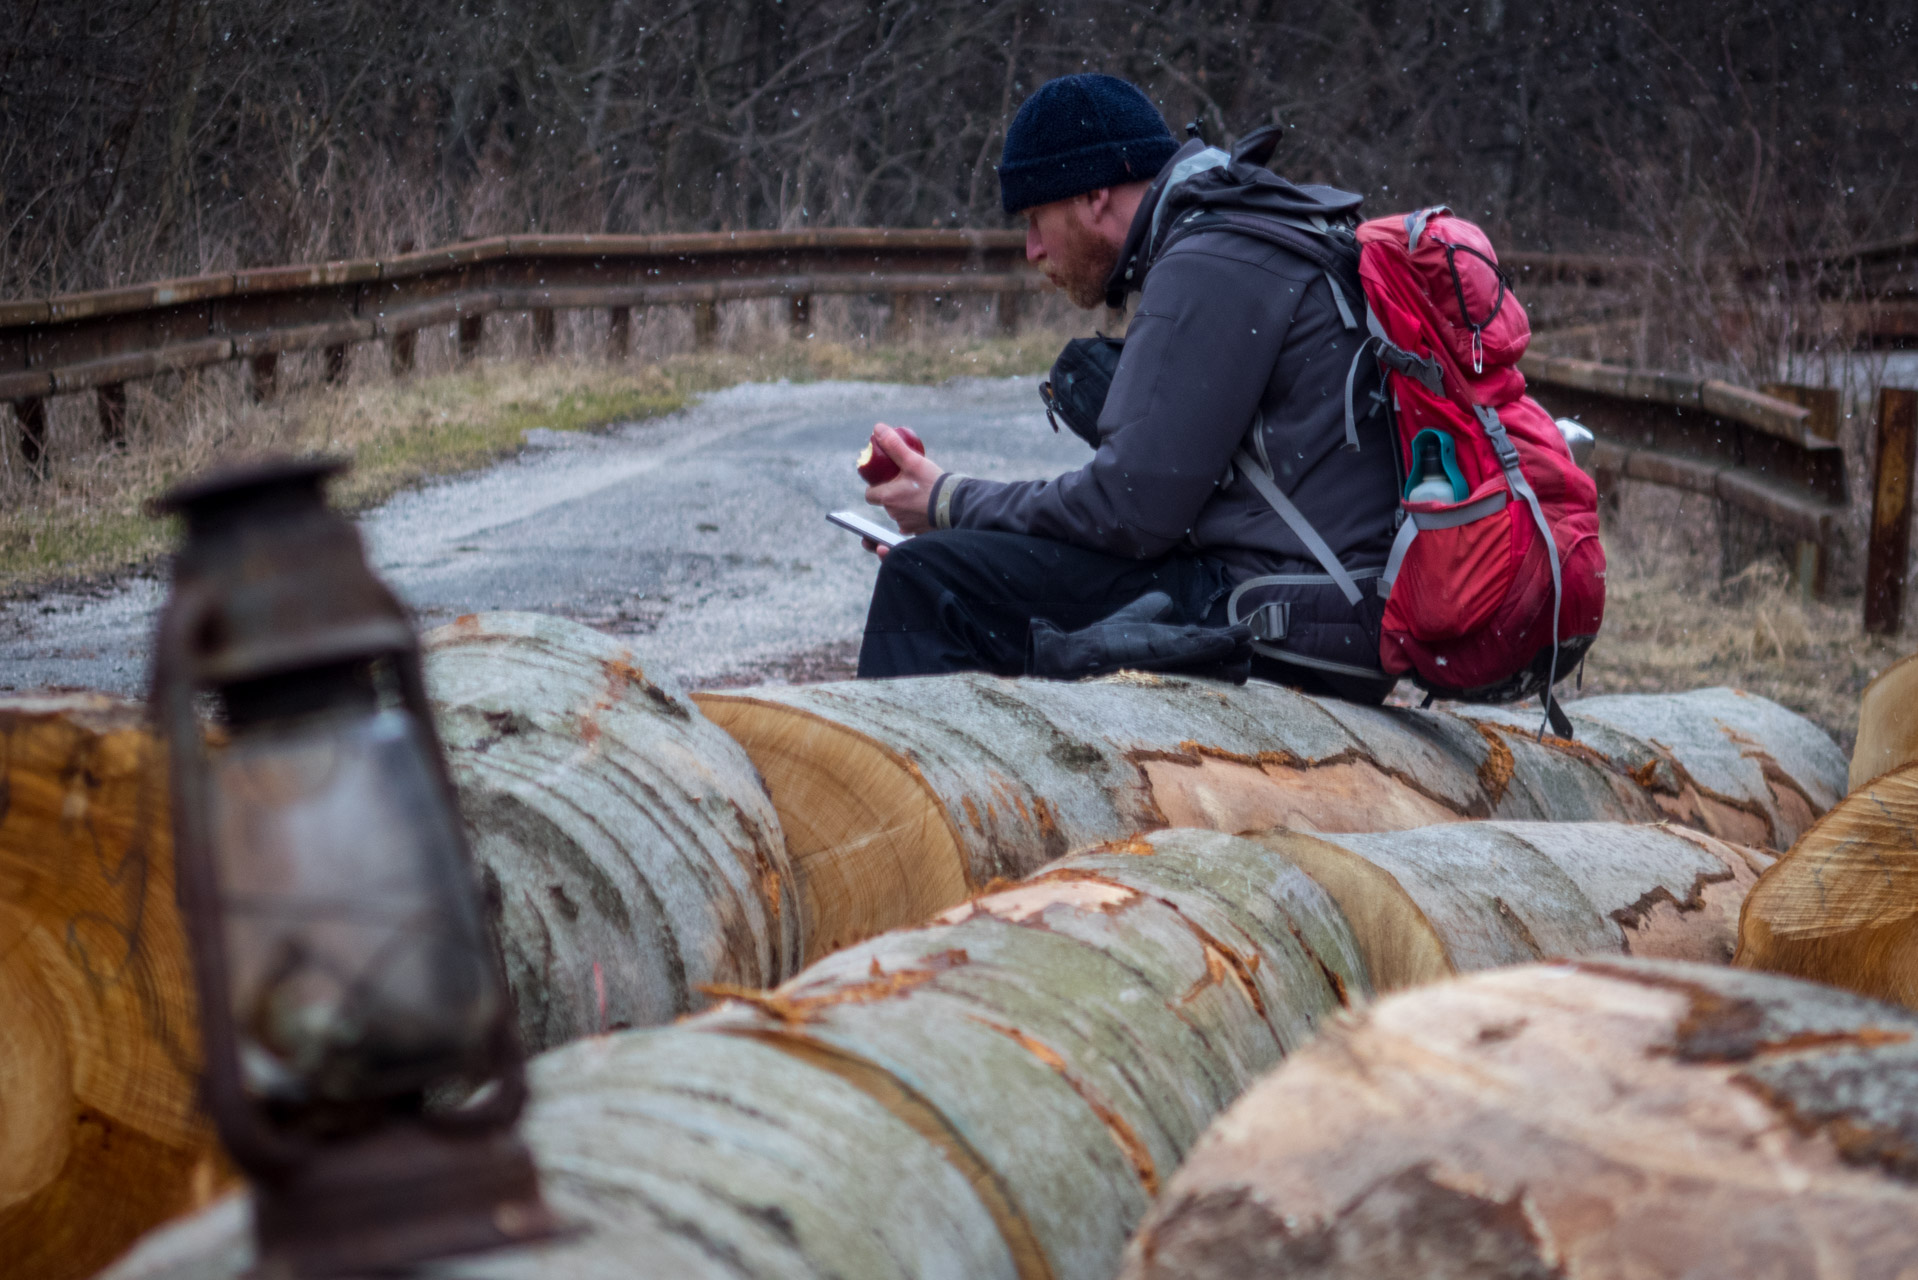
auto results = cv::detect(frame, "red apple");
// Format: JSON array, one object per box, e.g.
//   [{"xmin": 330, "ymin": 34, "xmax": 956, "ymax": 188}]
[{"xmin": 856, "ymin": 425, "xmax": 925, "ymax": 484}]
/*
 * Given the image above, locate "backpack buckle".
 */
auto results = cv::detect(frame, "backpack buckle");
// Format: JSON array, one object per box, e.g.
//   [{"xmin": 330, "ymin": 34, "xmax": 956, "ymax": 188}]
[{"xmin": 1247, "ymin": 601, "xmax": 1289, "ymax": 641}]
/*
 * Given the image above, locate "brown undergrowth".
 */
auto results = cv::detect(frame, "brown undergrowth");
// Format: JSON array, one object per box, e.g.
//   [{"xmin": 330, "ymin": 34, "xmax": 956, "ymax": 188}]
[{"xmin": 1557, "ymin": 484, "xmax": 1903, "ymax": 754}]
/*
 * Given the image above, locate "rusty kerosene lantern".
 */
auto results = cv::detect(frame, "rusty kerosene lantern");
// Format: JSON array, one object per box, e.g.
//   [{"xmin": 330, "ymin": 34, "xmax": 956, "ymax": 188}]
[{"xmin": 150, "ymin": 458, "xmax": 560, "ymax": 1277}]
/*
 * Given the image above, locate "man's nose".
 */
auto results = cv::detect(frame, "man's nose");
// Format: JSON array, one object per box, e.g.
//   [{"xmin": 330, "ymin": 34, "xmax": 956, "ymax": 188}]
[{"xmin": 1025, "ymin": 222, "xmax": 1046, "ymax": 264}]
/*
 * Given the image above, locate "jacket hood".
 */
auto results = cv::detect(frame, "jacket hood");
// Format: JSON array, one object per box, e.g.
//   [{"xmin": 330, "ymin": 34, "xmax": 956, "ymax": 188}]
[{"xmin": 1105, "ymin": 126, "xmax": 1364, "ymax": 308}]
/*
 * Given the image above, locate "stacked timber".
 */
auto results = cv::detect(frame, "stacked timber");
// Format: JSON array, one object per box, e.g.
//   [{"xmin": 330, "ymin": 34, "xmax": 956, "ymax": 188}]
[
  {"xmin": 1121, "ymin": 960, "xmax": 1918, "ymax": 1279},
  {"xmin": 1736, "ymin": 759, "xmax": 1918, "ymax": 1007},
  {"xmin": 0, "ymin": 696, "xmax": 229, "ymax": 1280},
  {"xmin": 100, "ymin": 820, "xmax": 1766, "ymax": 1280},
  {"xmin": 693, "ymin": 676, "xmax": 1845, "ymax": 957},
  {"xmin": 0, "ymin": 621, "xmax": 797, "ymax": 1277},
  {"xmin": 1256, "ymin": 821, "xmax": 1768, "ymax": 986},
  {"xmin": 425, "ymin": 612, "xmax": 799, "ymax": 1049},
  {"xmin": 1850, "ymin": 650, "xmax": 1918, "ymax": 789}
]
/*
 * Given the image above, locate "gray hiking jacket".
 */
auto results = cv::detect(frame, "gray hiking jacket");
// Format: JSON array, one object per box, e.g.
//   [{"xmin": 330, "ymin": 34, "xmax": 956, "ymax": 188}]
[{"xmin": 928, "ymin": 139, "xmax": 1401, "ymax": 584}]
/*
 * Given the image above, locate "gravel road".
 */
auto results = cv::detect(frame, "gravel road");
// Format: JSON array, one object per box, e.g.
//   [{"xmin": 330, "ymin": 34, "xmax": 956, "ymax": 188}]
[{"xmin": 0, "ymin": 375, "xmax": 1088, "ymax": 697}]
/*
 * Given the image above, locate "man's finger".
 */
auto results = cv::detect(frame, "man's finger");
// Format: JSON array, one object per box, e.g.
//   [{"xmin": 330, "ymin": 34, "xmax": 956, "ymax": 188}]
[
  {"xmin": 873, "ymin": 423, "xmax": 922, "ymax": 467},
  {"xmin": 861, "ymin": 537, "xmax": 890, "ymax": 561}
]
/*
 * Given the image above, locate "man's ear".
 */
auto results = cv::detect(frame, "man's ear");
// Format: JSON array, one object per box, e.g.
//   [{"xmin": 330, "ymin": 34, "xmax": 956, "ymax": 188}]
[{"xmin": 1080, "ymin": 186, "xmax": 1114, "ymax": 221}]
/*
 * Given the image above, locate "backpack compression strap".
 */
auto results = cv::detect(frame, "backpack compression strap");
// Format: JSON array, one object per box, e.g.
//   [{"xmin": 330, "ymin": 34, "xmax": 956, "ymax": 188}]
[
  {"xmin": 1231, "ymin": 447, "xmax": 1365, "ymax": 606},
  {"xmin": 1473, "ymin": 404, "xmax": 1567, "ymax": 737}
]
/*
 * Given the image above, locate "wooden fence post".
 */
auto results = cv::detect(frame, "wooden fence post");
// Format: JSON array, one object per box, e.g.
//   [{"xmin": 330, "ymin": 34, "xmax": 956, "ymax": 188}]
[
  {"xmin": 691, "ymin": 301, "xmax": 719, "ymax": 351},
  {"xmin": 11, "ymin": 396, "xmax": 48, "ymax": 470},
  {"xmin": 389, "ymin": 329, "xmax": 417, "ymax": 376},
  {"xmin": 607, "ymin": 306, "xmax": 631, "ymax": 361},
  {"xmin": 457, "ymin": 314, "xmax": 484, "ymax": 363},
  {"xmin": 532, "ymin": 307, "xmax": 557, "ymax": 357},
  {"xmin": 788, "ymin": 293, "xmax": 812, "ymax": 340},
  {"xmin": 322, "ymin": 343, "xmax": 348, "ymax": 385},
  {"xmin": 248, "ymin": 353, "xmax": 278, "ymax": 403},
  {"xmin": 1865, "ymin": 386, "xmax": 1917, "ymax": 635},
  {"xmin": 96, "ymin": 383, "xmax": 128, "ymax": 448}
]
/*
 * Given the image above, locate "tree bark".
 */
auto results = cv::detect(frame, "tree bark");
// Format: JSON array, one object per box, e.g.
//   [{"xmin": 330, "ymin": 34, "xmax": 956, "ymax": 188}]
[
  {"xmin": 425, "ymin": 612, "xmax": 800, "ymax": 1051},
  {"xmin": 1121, "ymin": 960, "xmax": 1918, "ymax": 1280},
  {"xmin": 0, "ymin": 696, "xmax": 231, "ymax": 1280},
  {"xmin": 1851, "ymin": 650, "xmax": 1918, "ymax": 790},
  {"xmin": 1735, "ymin": 760, "xmax": 1918, "ymax": 1008},
  {"xmin": 1256, "ymin": 821, "xmax": 1770, "ymax": 991},
  {"xmin": 99, "ymin": 821, "xmax": 1767, "ymax": 1280},
  {"xmin": 694, "ymin": 676, "xmax": 1845, "ymax": 959}
]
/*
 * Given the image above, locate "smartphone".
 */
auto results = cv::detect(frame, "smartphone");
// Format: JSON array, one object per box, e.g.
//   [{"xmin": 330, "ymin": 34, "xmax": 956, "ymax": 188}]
[{"xmin": 827, "ymin": 509, "xmax": 910, "ymax": 549}]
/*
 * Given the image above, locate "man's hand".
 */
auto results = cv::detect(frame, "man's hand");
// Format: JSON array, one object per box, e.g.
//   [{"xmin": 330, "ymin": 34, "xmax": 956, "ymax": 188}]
[{"xmin": 863, "ymin": 423, "xmax": 945, "ymax": 556}]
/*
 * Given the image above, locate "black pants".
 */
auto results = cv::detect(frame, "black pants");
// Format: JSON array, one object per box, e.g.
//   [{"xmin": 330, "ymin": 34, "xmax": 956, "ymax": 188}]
[{"xmin": 856, "ymin": 529, "xmax": 1394, "ymax": 703}]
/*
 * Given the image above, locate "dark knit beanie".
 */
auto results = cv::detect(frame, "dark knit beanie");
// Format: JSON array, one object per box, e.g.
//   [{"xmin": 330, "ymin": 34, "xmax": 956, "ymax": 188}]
[{"xmin": 997, "ymin": 75, "xmax": 1180, "ymax": 215}]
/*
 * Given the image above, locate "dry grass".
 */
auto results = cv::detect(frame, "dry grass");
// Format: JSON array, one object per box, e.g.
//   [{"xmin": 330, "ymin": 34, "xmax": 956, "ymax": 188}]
[
  {"xmin": 1565, "ymin": 483, "xmax": 1905, "ymax": 753},
  {"xmin": 0, "ymin": 309, "xmax": 1069, "ymax": 596}
]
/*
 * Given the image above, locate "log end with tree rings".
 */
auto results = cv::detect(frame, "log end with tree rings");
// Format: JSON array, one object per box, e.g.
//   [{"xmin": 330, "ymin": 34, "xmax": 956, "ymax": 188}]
[
  {"xmin": 1737, "ymin": 761, "xmax": 1918, "ymax": 1009},
  {"xmin": 1251, "ymin": 821, "xmax": 1771, "ymax": 991},
  {"xmin": 1851, "ymin": 650, "xmax": 1918, "ymax": 791},
  {"xmin": 425, "ymin": 612, "xmax": 800, "ymax": 1050},
  {"xmin": 0, "ymin": 695, "xmax": 232, "ymax": 1280},
  {"xmin": 1121, "ymin": 960, "xmax": 1918, "ymax": 1280},
  {"xmin": 697, "ymin": 675, "xmax": 1844, "ymax": 959}
]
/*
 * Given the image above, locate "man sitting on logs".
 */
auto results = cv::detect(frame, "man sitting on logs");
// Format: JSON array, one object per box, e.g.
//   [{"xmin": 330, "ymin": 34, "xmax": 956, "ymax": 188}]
[{"xmin": 857, "ymin": 73, "xmax": 1399, "ymax": 702}]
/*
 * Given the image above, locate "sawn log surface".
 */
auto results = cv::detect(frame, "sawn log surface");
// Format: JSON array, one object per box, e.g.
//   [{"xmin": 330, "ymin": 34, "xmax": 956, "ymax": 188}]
[{"xmin": 1122, "ymin": 960, "xmax": 1918, "ymax": 1280}]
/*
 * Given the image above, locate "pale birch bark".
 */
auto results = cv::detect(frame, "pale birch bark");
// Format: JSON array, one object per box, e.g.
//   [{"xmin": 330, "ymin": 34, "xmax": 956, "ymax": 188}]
[
  {"xmin": 695, "ymin": 676, "xmax": 1844, "ymax": 958},
  {"xmin": 99, "ymin": 820, "xmax": 1769, "ymax": 1280},
  {"xmin": 426, "ymin": 612, "xmax": 800, "ymax": 1050}
]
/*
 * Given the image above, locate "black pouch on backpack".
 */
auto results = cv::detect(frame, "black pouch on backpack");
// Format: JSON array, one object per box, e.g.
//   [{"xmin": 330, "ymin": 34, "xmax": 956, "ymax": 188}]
[{"xmin": 1039, "ymin": 336, "xmax": 1123, "ymax": 448}]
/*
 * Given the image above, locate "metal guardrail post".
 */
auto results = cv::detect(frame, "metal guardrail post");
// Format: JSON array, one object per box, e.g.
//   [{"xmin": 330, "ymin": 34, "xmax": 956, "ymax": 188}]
[
  {"xmin": 323, "ymin": 343, "xmax": 349, "ymax": 385},
  {"xmin": 890, "ymin": 292, "xmax": 919, "ymax": 341},
  {"xmin": 390, "ymin": 330, "xmax": 417, "ymax": 376},
  {"xmin": 1866, "ymin": 386, "xmax": 1917, "ymax": 634},
  {"xmin": 458, "ymin": 315, "xmax": 484, "ymax": 363},
  {"xmin": 608, "ymin": 307, "xmax": 631, "ymax": 361},
  {"xmin": 788, "ymin": 294, "xmax": 812, "ymax": 340},
  {"xmin": 97, "ymin": 383, "xmax": 128, "ymax": 448},
  {"xmin": 532, "ymin": 308, "xmax": 557, "ymax": 357},
  {"xmin": 250, "ymin": 354, "xmax": 279, "ymax": 403},
  {"xmin": 12, "ymin": 397, "xmax": 48, "ymax": 471},
  {"xmin": 996, "ymin": 290, "xmax": 1022, "ymax": 336},
  {"xmin": 691, "ymin": 302, "xmax": 718, "ymax": 350}
]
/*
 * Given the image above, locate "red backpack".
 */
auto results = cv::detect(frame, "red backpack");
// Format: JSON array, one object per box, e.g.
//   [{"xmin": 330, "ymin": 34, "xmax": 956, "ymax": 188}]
[{"xmin": 1352, "ymin": 208, "xmax": 1605, "ymax": 726}]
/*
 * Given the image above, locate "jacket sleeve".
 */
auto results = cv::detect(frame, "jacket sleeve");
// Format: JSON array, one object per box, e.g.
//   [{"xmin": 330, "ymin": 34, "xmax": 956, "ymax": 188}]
[{"xmin": 940, "ymin": 242, "xmax": 1308, "ymax": 559}]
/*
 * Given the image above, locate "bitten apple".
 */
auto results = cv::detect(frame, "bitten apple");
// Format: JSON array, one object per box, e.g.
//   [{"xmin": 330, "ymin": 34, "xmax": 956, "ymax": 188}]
[{"xmin": 856, "ymin": 425, "xmax": 925, "ymax": 484}]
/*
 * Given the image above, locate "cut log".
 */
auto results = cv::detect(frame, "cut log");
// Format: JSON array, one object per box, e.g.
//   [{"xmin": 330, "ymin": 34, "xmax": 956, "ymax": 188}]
[
  {"xmin": 425, "ymin": 612, "xmax": 800, "ymax": 1050},
  {"xmin": 1735, "ymin": 760, "xmax": 1918, "ymax": 1007},
  {"xmin": 99, "ymin": 819, "xmax": 1769, "ymax": 1280},
  {"xmin": 1253, "ymin": 821, "xmax": 1770, "ymax": 990},
  {"xmin": 1852, "ymin": 650, "xmax": 1918, "ymax": 789},
  {"xmin": 0, "ymin": 696, "xmax": 230, "ymax": 1280},
  {"xmin": 101, "ymin": 827, "xmax": 1371, "ymax": 1280},
  {"xmin": 694, "ymin": 675, "xmax": 1844, "ymax": 958},
  {"xmin": 1121, "ymin": 960, "xmax": 1918, "ymax": 1280}
]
